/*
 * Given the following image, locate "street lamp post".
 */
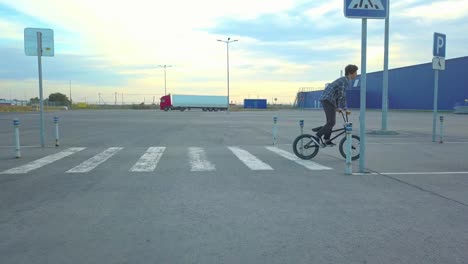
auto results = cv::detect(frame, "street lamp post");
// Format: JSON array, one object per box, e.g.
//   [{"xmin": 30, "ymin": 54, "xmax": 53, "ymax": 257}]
[
  {"xmin": 157, "ymin": 64, "xmax": 173, "ymax": 95},
  {"xmin": 217, "ymin": 37, "xmax": 238, "ymax": 113},
  {"xmin": 69, "ymin": 80, "xmax": 72, "ymax": 110}
]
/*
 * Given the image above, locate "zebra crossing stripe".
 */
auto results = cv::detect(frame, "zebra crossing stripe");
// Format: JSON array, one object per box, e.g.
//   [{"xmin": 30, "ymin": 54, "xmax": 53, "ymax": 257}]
[
  {"xmin": 66, "ymin": 147, "xmax": 123, "ymax": 173},
  {"xmin": 265, "ymin": 146, "xmax": 332, "ymax": 170},
  {"xmin": 228, "ymin": 146, "xmax": 273, "ymax": 170},
  {"xmin": 188, "ymin": 147, "xmax": 215, "ymax": 172},
  {"xmin": 130, "ymin": 147, "xmax": 166, "ymax": 172},
  {"xmin": 0, "ymin": 147, "xmax": 86, "ymax": 174}
]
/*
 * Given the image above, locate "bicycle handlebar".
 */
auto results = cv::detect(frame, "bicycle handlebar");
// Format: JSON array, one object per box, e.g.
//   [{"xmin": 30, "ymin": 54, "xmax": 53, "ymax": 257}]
[
  {"xmin": 336, "ymin": 109, "xmax": 351, "ymax": 115},
  {"xmin": 337, "ymin": 109, "xmax": 351, "ymax": 123}
]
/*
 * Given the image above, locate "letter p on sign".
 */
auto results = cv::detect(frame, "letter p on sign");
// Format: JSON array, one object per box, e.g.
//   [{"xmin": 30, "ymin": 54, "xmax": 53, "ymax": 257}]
[{"xmin": 433, "ymin": 33, "xmax": 446, "ymax": 58}]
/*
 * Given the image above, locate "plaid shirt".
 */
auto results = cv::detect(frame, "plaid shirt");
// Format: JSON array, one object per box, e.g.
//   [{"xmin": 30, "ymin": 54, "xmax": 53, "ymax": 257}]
[{"xmin": 319, "ymin": 76, "xmax": 350, "ymax": 108}]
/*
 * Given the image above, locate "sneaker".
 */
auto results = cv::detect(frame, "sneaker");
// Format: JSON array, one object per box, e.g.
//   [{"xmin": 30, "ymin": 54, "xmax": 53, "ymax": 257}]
[
  {"xmin": 324, "ymin": 140, "xmax": 336, "ymax": 147},
  {"xmin": 312, "ymin": 126, "xmax": 323, "ymax": 132}
]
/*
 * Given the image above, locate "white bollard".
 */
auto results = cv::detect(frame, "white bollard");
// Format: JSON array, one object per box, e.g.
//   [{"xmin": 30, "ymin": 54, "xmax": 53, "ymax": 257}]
[
  {"xmin": 54, "ymin": 116, "xmax": 60, "ymax": 147},
  {"xmin": 345, "ymin": 122, "xmax": 353, "ymax": 175},
  {"xmin": 439, "ymin": 116, "xmax": 444, "ymax": 144},
  {"xmin": 14, "ymin": 118, "xmax": 21, "ymax": 158},
  {"xmin": 272, "ymin": 116, "xmax": 278, "ymax": 146},
  {"xmin": 299, "ymin": 119, "xmax": 304, "ymax": 152}
]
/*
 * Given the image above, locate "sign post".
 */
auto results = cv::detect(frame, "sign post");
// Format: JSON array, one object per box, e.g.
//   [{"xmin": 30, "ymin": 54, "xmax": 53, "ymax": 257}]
[
  {"xmin": 432, "ymin": 32, "xmax": 446, "ymax": 142},
  {"xmin": 381, "ymin": 4, "xmax": 390, "ymax": 132},
  {"xmin": 344, "ymin": 0, "xmax": 388, "ymax": 173},
  {"xmin": 24, "ymin": 28, "xmax": 54, "ymax": 147}
]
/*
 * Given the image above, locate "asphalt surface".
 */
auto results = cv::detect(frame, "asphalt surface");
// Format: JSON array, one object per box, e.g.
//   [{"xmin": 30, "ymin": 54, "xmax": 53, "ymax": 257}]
[{"xmin": 0, "ymin": 109, "xmax": 467, "ymax": 264}]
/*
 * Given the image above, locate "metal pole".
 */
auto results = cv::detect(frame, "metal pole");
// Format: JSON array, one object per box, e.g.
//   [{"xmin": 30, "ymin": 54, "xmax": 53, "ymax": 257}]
[
  {"xmin": 14, "ymin": 119, "xmax": 21, "ymax": 158},
  {"xmin": 359, "ymin": 18, "xmax": 367, "ymax": 173},
  {"xmin": 345, "ymin": 122, "xmax": 353, "ymax": 175},
  {"xmin": 69, "ymin": 80, "xmax": 72, "ymax": 110},
  {"xmin": 439, "ymin": 116, "xmax": 444, "ymax": 143},
  {"xmin": 381, "ymin": 6, "xmax": 390, "ymax": 131},
  {"xmin": 432, "ymin": 70, "xmax": 439, "ymax": 142},
  {"xmin": 37, "ymin": 32, "xmax": 45, "ymax": 147},
  {"xmin": 164, "ymin": 65, "xmax": 167, "ymax": 96},
  {"xmin": 217, "ymin": 39, "xmax": 237, "ymax": 112},
  {"xmin": 157, "ymin": 65, "xmax": 173, "ymax": 96},
  {"xmin": 227, "ymin": 42, "xmax": 230, "ymax": 113},
  {"xmin": 54, "ymin": 116, "xmax": 59, "ymax": 147}
]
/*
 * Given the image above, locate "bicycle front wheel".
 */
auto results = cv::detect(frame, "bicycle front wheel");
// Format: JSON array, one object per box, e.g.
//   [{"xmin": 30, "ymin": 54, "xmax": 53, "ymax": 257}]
[
  {"xmin": 292, "ymin": 134, "xmax": 320, "ymax": 160},
  {"xmin": 338, "ymin": 135, "xmax": 360, "ymax": 160}
]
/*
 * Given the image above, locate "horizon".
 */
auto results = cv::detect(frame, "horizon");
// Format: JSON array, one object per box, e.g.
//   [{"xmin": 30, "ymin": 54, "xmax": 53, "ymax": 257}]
[{"xmin": 1, "ymin": 0, "xmax": 467, "ymax": 104}]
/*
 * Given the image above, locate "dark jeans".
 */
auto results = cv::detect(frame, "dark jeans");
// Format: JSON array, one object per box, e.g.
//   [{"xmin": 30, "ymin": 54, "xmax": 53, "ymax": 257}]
[{"xmin": 316, "ymin": 100, "xmax": 336, "ymax": 140}]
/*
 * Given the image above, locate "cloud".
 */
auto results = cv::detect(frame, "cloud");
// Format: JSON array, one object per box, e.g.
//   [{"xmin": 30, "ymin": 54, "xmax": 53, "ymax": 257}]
[
  {"xmin": 208, "ymin": 1, "xmax": 349, "ymax": 43},
  {"xmin": 0, "ymin": 47, "xmax": 129, "ymax": 86},
  {"xmin": 0, "ymin": 20, "xmax": 24, "ymax": 42},
  {"xmin": 399, "ymin": 0, "xmax": 468, "ymax": 20}
]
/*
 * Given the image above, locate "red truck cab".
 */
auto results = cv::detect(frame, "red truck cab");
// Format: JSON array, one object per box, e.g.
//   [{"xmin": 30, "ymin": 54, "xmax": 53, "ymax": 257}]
[{"xmin": 160, "ymin": 95, "xmax": 171, "ymax": 111}]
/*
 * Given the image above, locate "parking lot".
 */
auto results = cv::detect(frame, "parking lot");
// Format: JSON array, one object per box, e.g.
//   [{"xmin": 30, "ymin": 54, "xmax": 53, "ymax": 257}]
[{"xmin": 0, "ymin": 109, "xmax": 467, "ymax": 264}]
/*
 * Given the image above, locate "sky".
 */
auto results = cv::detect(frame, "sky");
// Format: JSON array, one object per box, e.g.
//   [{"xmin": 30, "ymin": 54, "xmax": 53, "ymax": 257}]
[{"xmin": 0, "ymin": 0, "xmax": 467, "ymax": 104}]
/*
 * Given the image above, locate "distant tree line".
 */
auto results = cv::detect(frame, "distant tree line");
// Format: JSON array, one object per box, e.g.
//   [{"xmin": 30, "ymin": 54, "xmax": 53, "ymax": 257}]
[{"xmin": 30, "ymin": 92, "xmax": 70, "ymax": 106}]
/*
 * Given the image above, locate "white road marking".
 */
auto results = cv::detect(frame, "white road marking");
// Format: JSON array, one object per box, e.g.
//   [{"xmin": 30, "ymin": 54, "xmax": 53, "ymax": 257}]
[
  {"xmin": 0, "ymin": 147, "xmax": 86, "ymax": 174},
  {"xmin": 188, "ymin": 147, "xmax": 215, "ymax": 172},
  {"xmin": 353, "ymin": 171, "xmax": 468, "ymax": 175},
  {"xmin": 66, "ymin": 147, "xmax": 123, "ymax": 173},
  {"xmin": 130, "ymin": 147, "xmax": 166, "ymax": 172},
  {"xmin": 228, "ymin": 146, "xmax": 273, "ymax": 170},
  {"xmin": 367, "ymin": 142, "xmax": 468, "ymax": 145},
  {"xmin": 265, "ymin": 146, "xmax": 332, "ymax": 170}
]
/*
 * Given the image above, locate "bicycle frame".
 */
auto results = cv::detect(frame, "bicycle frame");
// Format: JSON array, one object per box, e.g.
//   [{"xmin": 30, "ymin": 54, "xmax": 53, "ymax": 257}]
[
  {"xmin": 305, "ymin": 111, "xmax": 350, "ymax": 147},
  {"xmin": 329, "ymin": 111, "xmax": 350, "ymax": 140},
  {"xmin": 327, "ymin": 111, "xmax": 348, "ymax": 138}
]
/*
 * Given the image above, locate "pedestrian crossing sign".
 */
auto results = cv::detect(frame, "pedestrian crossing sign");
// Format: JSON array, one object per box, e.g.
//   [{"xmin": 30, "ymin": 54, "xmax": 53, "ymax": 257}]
[{"xmin": 344, "ymin": 0, "xmax": 389, "ymax": 19}]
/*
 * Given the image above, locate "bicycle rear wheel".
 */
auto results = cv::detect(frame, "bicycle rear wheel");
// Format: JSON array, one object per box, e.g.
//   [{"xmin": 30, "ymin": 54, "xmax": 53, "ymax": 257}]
[
  {"xmin": 338, "ymin": 135, "xmax": 360, "ymax": 160},
  {"xmin": 292, "ymin": 134, "xmax": 320, "ymax": 160}
]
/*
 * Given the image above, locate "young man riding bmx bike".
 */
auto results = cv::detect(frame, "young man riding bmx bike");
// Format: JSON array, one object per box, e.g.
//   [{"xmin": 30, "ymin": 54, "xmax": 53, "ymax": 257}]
[{"xmin": 316, "ymin": 64, "xmax": 359, "ymax": 146}]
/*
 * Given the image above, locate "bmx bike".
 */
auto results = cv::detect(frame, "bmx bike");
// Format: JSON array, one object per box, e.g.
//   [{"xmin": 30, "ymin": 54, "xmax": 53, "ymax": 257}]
[{"xmin": 292, "ymin": 110, "xmax": 361, "ymax": 160}]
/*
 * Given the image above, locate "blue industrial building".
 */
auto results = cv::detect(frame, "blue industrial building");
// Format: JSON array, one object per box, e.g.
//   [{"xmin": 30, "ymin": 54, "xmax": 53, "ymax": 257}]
[
  {"xmin": 295, "ymin": 56, "xmax": 468, "ymax": 111},
  {"xmin": 244, "ymin": 99, "xmax": 267, "ymax": 109}
]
